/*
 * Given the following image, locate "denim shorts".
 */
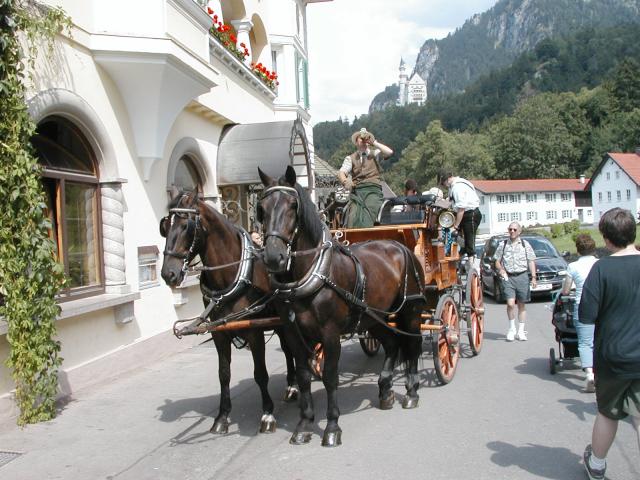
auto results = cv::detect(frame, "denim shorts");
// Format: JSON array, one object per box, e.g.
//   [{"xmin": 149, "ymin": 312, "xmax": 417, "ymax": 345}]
[{"xmin": 501, "ymin": 271, "xmax": 531, "ymax": 303}]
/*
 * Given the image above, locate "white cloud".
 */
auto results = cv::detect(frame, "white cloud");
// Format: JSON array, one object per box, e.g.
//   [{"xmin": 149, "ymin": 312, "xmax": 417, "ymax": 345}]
[{"xmin": 306, "ymin": 0, "xmax": 497, "ymax": 124}]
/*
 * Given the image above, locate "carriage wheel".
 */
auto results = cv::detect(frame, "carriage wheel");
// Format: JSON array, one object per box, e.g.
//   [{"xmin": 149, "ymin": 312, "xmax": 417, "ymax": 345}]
[
  {"xmin": 466, "ymin": 269, "xmax": 485, "ymax": 356},
  {"xmin": 549, "ymin": 347, "xmax": 557, "ymax": 375},
  {"xmin": 309, "ymin": 343, "xmax": 324, "ymax": 379},
  {"xmin": 432, "ymin": 294, "xmax": 461, "ymax": 385},
  {"xmin": 359, "ymin": 330, "xmax": 381, "ymax": 357}
]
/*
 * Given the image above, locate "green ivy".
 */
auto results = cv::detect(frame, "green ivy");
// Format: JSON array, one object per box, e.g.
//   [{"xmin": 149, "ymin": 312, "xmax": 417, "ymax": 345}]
[{"xmin": 0, "ymin": 0, "xmax": 69, "ymax": 425}]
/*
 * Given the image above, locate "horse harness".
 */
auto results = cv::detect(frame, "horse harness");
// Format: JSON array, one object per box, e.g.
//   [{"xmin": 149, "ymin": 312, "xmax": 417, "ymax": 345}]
[
  {"xmin": 164, "ymin": 197, "xmax": 277, "ymax": 339},
  {"xmin": 261, "ymin": 186, "xmax": 426, "ymax": 339}
]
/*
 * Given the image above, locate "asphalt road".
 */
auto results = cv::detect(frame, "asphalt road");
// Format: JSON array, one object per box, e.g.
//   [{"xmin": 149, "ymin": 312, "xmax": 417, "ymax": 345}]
[{"xmin": 0, "ymin": 298, "xmax": 638, "ymax": 480}]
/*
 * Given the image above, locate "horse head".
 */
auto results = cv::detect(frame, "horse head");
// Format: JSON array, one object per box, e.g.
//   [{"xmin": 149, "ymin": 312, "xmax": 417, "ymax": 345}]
[
  {"xmin": 160, "ymin": 187, "xmax": 202, "ymax": 287},
  {"xmin": 257, "ymin": 166, "xmax": 300, "ymax": 274}
]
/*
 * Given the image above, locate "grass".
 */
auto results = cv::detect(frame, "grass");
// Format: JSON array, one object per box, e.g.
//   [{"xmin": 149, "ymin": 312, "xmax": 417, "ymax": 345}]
[{"xmin": 542, "ymin": 225, "xmax": 640, "ymax": 255}]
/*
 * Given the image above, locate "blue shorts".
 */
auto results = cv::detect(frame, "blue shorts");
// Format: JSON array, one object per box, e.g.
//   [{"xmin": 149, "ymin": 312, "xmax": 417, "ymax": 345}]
[{"xmin": 501, "ymin": 271, "xmax": 531, "ymax": 303}]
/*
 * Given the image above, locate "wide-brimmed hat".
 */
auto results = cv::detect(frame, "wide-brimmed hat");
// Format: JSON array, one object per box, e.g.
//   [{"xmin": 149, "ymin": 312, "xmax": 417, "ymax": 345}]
[{"xmin": 351, "ymin": 127, "xmax": 375, "ymax": 145}]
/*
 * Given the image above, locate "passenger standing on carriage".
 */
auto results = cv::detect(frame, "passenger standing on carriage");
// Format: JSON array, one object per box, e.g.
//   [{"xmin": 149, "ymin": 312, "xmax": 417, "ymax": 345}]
[
  {"xmin": 494, "ymin": 222, "xmax": 537, "ymax": 342},
  {"xmin": 579, "ymin": 208, "xmax": 640, "ymax": 480},
  {"xmin": 436, "ymin": 170, "xmax": 482, "ymax": 258},
  {"xmin": 561, "ymin": 233, "xmax": 598, "ymax": 393},
  {"xmin": 337, "ymin": 128, "xmax": 393, "ymax": 228}
]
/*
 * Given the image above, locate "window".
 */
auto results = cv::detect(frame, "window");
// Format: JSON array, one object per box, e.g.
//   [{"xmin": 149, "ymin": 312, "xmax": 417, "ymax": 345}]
[
  {"xmin": 510, "ymin": 212, "xmax": 521, "ymax": 221},
  {"xmin": 295, "ymin": 52, "xmax": 309, "ymax": 109},
  {"xmin": 173, "ymin": 155, "xmax": 202, "ymax": 193},
  {"xmin": 546, "ymin": 210, "xmax": 557, "ymax": 220},
  {"xmin": 508, "ymin": 194, "xmax": 521, "ymax": 203},
  {"xmin": 545, "ymin": 193, "xmax": 556, "ymax": 202},
  {"xmin": 616, "ymin": 190, "xmax": 621, "ymax": 201},
  {"xmin": 562, "ymin": 210, "xmax": 572, "ymax": 219},
  {"xmin": 525, "ymin": 193, "xmax": 537, "ymax": 203},
  {"xmin": 598, "ymin": 192, "xmax": 602, "ymax": 202},
  {"xmin": 138, "ymin": 246, "xmax": 159, "ymax": 289},
  {"xmin": 607, "ymin": 191, "xmax": 611, "ymax": 202},
  {"xmin": 497, "ymin": 194, "xmax": 506, "ymax": 204},
  {"xmin": 606, "ymin": 172, "xmax": 610, "ymax": 180},
  {"xmin": 526, "ymin": 211, "xmax": 538, "ymax": 221},
  {"xmin": 497, "ymin": 213, "xmax": 508, "ymax": 222},
  {"xmin": 627, "ymin": 189, "xmax": 632, "ymax": 200},
  {"xmin": 561, "ymin": 193, "xmax": 571, "ymax": 201},
  {"xmin": 32, "ymin": 116, "xmax": 103, "ymax": 297},
  {"xmin": 615, "ymin": 171, "xmax": 620, "ymax": 179}
]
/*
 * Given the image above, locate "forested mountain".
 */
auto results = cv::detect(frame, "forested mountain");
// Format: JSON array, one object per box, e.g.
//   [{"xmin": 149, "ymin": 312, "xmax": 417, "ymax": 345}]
[
  {"xmin": 369, "ymin": 0, "xmax": 640, "ymax": 111},
  {"xmin": 313, "ymin": 24, "xmax": 640, "ymax": 194}
]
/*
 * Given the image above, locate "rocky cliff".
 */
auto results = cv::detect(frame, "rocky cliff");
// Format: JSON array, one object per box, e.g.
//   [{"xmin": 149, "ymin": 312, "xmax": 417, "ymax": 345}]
[{"xmin": 370, "ymin": 0, "xmax": 640, "ymax": 112}]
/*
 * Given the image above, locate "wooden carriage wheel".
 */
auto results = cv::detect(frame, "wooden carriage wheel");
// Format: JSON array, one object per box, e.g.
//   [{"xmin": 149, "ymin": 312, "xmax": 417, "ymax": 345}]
[
  {"xmin": 432, "ymin": 294, "xmax": 461, "ymax": 384},
  {"xmin": 359, "ymin": 330, "xmax": 381, "ymax": 357},
  {"xmin": 309, "ymin": 343, "xmax": 324, "ymax": 379},
  {"xmin": 465, "ymin": 269, "xmax": 484, "ymax": 355}
]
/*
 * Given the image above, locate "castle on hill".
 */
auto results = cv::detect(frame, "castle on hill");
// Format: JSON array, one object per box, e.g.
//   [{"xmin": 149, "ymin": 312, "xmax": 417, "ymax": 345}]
[{"xmin": 397, "ymin": 58, "xmax": 427, "ymax": 106}]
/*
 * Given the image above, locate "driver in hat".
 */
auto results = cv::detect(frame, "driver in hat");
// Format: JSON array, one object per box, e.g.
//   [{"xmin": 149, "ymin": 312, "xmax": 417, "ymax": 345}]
[{"xmin": 337, "ymin": 128, "xmax": 393, "ymax": 227}]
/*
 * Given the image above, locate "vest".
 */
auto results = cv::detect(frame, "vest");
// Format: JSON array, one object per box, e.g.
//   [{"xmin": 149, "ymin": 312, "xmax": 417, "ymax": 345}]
[{"xmin": 350, "ymin": 151, "xmax": 382, "ymax": 186}]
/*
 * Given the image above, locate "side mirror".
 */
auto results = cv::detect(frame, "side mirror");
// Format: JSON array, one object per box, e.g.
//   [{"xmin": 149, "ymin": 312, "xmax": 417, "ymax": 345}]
[{"xmin": 561, "ymin": 250, "xmax": 570, "ymax": 258}]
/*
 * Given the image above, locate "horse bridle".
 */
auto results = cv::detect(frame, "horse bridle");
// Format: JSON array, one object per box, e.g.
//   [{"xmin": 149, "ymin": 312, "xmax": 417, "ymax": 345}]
[
  {"xmin": 260, "ymin": 186, "xmax": 300, "ymax": 272},
  {"xmin": 162, "ymin": 199, "xmax": 202, "ymax": 276}
]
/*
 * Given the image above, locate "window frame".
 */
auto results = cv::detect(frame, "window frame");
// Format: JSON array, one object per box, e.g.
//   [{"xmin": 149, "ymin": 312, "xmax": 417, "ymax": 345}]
[{"xmin": 36, "ymin": 117, "xmax": 105, "ymax": 300}]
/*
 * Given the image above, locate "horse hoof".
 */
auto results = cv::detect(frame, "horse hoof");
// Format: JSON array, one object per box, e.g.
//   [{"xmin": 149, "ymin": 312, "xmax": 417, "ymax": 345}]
[
  {"xmin": 284, "ymin": 386, "xmax": 299, "ymax": 402},
  {"xmin": 289, "ymin": 431, "xmax": 312, "ymax": 445},
  {"xmin": 259, "ymin": 414, "xmax": 277, "ymax": 433},
  {"xmin": 210, "ymin": 419, "xmax": 229, "ymax": 435},
  {"xmin": 379, "ymin": 391, "xmax": 395, "ymax": 410},
  {"xmin": 402, "ymin": 396, "xmax": 419, "ymax": 409},
  {"xmin": 321, "ymin": 429, "xmax": 342, "ymax": 447}
]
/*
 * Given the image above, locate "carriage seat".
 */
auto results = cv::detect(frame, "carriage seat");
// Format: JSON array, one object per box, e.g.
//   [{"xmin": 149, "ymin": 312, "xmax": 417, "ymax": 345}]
[{"xmin": 377, "ymin": 194, "xmax": 436, "ymax": 225}]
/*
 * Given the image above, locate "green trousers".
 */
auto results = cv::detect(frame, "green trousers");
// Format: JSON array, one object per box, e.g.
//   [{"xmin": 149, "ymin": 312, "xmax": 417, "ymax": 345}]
[{"xmin": 345, "ymin": 183, "xmax": 384, "ymax": 228}]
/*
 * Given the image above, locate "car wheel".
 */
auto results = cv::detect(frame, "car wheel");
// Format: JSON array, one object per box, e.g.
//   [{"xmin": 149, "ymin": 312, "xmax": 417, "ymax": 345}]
[{"xmin": 493, "ymin": 280, "xmax": 503, "ymax": 303}]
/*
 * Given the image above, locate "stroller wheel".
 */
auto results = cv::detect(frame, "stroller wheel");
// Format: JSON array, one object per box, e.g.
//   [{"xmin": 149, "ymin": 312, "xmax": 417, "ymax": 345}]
[{"xmin": 549, "ymin": 347, "xmax": 557, "ymax": 375}]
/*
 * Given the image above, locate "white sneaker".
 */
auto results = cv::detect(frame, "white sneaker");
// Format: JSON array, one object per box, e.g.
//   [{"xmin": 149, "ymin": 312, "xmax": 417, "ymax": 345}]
[
  {"xmin": 506, "ymin": 327, "xmax": 516, "ymax": 342},
  {"xmin": 516, "ymin": 330, "xmax": 527, "ymax": 341},
  {"xmin": 585, "ymin": 373, "xmax": 596, "ymax": 393}
]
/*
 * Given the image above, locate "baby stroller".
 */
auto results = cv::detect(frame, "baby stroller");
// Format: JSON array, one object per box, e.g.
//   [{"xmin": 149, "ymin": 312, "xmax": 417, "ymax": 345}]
[{"xmin": 549, "ymin": 292, "xmax": 579, "ymax": 374}]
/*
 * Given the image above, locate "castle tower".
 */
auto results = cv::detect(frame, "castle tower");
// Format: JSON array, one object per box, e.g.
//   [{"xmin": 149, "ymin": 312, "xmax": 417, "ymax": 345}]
[{"xmin": 397, "ymin": 58, "xmax": 408, "ymax": 106}]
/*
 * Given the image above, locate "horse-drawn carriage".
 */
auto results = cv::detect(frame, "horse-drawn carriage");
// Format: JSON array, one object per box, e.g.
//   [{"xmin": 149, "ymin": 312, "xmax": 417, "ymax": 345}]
[{"xmin": 160, "ymin": 166, "xmax": 485, "ymax": 446}]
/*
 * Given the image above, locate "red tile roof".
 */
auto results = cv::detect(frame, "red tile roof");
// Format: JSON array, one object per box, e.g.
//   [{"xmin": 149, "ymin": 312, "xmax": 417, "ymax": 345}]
[
  {"xmin": 608, "ymin": 153, "xmax": 640, "ymax": 185},
  {"xmin": 472, "ymin": 178, "xmax": 589, "ymax": 194}
]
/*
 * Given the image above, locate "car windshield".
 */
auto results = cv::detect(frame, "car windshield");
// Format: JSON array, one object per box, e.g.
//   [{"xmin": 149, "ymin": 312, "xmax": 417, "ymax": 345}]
[{"xmin": 526, "ymin": 237, "xmax": 559, "ymax": 258}]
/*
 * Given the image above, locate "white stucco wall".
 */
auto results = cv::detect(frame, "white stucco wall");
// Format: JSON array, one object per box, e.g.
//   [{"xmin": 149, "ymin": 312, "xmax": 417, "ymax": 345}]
[{"xmin": 590, "ymin": 158, "xmax": 639, "ymax": 223}]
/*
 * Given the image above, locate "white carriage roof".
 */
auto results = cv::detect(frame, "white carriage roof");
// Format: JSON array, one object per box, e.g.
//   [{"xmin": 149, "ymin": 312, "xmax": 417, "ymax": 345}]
[{"xmin": 217, "ymin": 118, "xmax": 310, "ymax": 185}]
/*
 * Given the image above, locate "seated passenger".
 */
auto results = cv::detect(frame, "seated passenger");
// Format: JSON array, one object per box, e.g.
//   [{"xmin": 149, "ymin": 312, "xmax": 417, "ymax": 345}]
[{"xmin": 337, "ymin": 128, "xmax": 393, "ymax": 227}]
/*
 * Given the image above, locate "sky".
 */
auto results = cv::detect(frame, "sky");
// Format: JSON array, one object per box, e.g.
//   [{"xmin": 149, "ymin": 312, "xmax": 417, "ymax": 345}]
[{"xmin": 306, "ymin": 0, "xmax": 498, "ymax": 124}]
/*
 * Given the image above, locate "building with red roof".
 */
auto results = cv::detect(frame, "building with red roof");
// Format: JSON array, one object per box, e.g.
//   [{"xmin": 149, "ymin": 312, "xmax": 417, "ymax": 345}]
[
  {"xmin": 587, "ymin": 150, "xmax": 640, "ymax": 223},
  {"xmin": 472, "ymin": 176, "xmax": 592, "ymax": 234}
]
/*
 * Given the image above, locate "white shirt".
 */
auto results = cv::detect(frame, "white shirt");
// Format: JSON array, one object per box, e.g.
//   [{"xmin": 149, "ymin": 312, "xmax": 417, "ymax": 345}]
[
  {"xmin": 339, "ymin": 148, "xmax": 380, "ymax": 174},
  {"xmin": 566, "ymin": 255, "xmax": 598, "ymax": 303},
  {"xmin": 449, "ymin": 177, "xmax": 479, "ymax": 210}
]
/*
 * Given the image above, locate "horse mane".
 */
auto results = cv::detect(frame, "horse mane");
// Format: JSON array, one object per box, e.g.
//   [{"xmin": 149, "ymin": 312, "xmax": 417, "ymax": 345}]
[
  {"xmin": 166, "ymin": 190, "xmax": 237, "ymax": 232},
  {"xmin": 292, "ymin": 181, "xmax": 325, "ymax": 244}
]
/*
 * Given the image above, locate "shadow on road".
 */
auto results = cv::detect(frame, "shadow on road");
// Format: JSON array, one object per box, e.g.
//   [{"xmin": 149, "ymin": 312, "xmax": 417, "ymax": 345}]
[{"xmin": 487, "ymin": 440, "xmax": 583, "ymax": 479}]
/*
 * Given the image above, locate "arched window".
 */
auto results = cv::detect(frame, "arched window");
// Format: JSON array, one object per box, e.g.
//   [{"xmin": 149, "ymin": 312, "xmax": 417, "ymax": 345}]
[
  {"xmin": 31, "ymin": 116, "xmax": 103, "ymax": 298},
  {"xmin": 173, "ymin": 155, "xmax": 203, "ymax": 193}
]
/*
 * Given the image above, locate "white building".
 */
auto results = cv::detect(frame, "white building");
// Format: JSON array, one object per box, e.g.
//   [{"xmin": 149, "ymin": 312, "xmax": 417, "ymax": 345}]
[
  {"xmin": 587, "ymin": 150, "xmax": 640, "ymax": 223},
  {"xmin": 397, "ymin": 58, "xmax": 427, "ymax": 106},
  {"xmin": 473, "ymin": 178, "xmax": 592, "ymax": 234},
  {"xmin": 0, "ymin": 0, "xmax": 329, "ymax": 421}
]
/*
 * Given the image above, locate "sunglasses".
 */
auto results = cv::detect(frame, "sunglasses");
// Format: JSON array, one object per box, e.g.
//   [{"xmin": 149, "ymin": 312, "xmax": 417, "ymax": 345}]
[{"xmin": 508, "ymin": 228, "xmax": 518, "ymax": 232}]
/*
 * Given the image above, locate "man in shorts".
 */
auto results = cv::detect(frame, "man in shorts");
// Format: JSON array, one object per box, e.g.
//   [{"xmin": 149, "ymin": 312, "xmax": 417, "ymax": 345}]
[
  {"xmin": 494, "ymin": 222, "xmax": 537, "ymax": 341},
  {"xmin": 579, "ymin": 208, "xmax": 640, "ymax": 480}
]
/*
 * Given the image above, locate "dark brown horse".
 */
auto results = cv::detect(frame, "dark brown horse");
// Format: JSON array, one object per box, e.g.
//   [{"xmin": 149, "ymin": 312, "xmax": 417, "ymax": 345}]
[
  {"xmin": 257, "ymin": 166, "xmax": 426, "ymax": 447},
  {"xmin": 160, "ymin": 188, "xmax": 297, "ymax": 435}
]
